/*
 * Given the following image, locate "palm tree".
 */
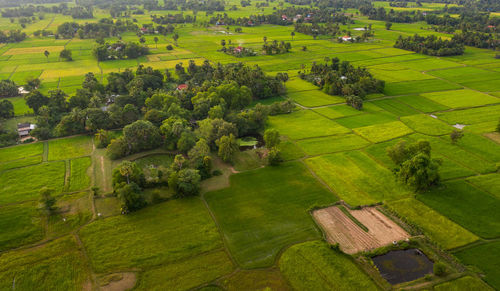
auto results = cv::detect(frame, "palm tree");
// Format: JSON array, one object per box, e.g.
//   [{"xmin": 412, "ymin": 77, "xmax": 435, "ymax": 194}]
[
  {"xmin": 119, "ymin": 161, "xmax": 133, "ymax": 184},
  {"xmin": 44, "ymin": 50, "xmax": 50, "ymax": 62},
  {"xmin": 291, "ymin": 31, "xmax": 295, "ymax": 40},
  {"xmin": 154, "ymin": 36, "xmax": 159, "ymax": 48}
]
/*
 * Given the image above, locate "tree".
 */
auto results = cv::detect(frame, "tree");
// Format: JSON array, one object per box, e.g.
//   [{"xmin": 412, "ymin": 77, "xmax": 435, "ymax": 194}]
[
  {"xmin": 44, "ymin": 50, "xmax": 50, "ymax": 62},
  {"xmin": 450, "ymin": 129, "xmax": 463, "ymax": 144},
  {"xmin": 264, "ymin": 129, "xmax": 280, "ymax": 148},
  {"xmin": 175, "ymin": 168, "xmax": 201, "ymax": 197},
  {"xmin": 263, "ymin": 36, "xmax": 267, "ymax": 43},
  {"xmin": 173, "ymin": 33, "xmax": 179, "ymax": 45},
  {"xmin": 268, "ymin": 147, "xmax": 283, "ymax": 166},
  {"xmin": 139, "ymin": 37, "xmax": 146, "ymax": 44},
  {"xmin": 216, "ymin": 134, "xmax": 239, "ymax": 162},
  {"xmin": 154, "ymin": 36, "xmax": 159, "ymax": 48},
  {"xmin": 385, "ymin": 22, "xmax": 392, "ymax": 30},
  {"xmin": 177, "ymin": 130, "xmax": 197, "ymax": 153},
  {"xmin": 95, "ymin": 129, "xmax": 111, "ymax": 148},
  {"xmin": 0, "ymin": 79, "xmax": 18, "ymax": 97},
  {"xmin": 25, "ymin": 77, "xmax": 41, "ymax": 91},
  {"xmin": 119, "ymin": 160, "xmax": 134, "ymax": 184},
  {"xmin": 0, "ymin": 100, "xmax": 14, "ymax": 119},
  {"xmin": 112, "ymin": 160, "xmax": 145, "ymax": 188},
  {"xmin": 346, "ymin": 95, "xmax": 363, "ymax": 110},
  {"xmin": 433, "ymin": 262, "xmax": 447, "ymax": 276},
  {"xmin": 59, "ymin": 48, "xmax": 72, "ymax": 61},
  {"xmin": 116, "ymin": 182, "xmax": 145, "ymax": 213},
  {"xmin": 107, "ymin": 137, "xmax": 128, "ymax": 160},
  {"xmin": 123, "ymin": 120, "xmax": 162, "ymax": 155},
  {"xmin": 39, "ymin": 187, "xmax": 56, "ymax": 215},
  {"xmin": 25, "ymin": 90, "xmax": 49, "ymax": 114},
  {"xmin": 291, "ymin": 31, "xmax": 295, "ymax": 40}
]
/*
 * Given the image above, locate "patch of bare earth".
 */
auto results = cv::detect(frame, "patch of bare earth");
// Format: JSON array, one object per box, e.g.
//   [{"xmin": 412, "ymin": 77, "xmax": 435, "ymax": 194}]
[
  {"xmin": 100, "ymin": 272, "xmax": 136, "ymax": 291},
  {"xmin": 484, "ymin": 132, "xmax": 500, "ymax": 144},
  {"xmin": 313, "ymin": 206, "xmax": 409, "ymax": 254}
]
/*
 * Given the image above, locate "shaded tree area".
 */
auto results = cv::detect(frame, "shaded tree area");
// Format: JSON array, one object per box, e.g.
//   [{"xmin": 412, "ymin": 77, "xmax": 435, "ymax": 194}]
[
  {"xmin": 92, "ymin": 41, "xmax": 149, "ymax": 61},
  {"xmin": 394, "ymin": 34, "xmax": 465, "ymax": 56},
  {"xmin": 57, "ymin": 18, "xmax": 138, "ymax": 39}
]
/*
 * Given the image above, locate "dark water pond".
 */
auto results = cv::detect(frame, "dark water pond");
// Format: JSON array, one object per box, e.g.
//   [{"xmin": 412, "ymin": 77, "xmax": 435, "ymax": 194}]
[
  {"xmin": 239, "ymin": 134, "xmax": 264, "ymax": 151},
  {"xmin": 372, "ymin": 249, "xmax": 433, "ymax": 284}
]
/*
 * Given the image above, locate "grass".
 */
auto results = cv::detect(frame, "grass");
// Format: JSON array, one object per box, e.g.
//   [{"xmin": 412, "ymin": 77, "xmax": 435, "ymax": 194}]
[
  {"xmin": 68, "ymin": 157, "xmax": 91, "ymax": 192},
  {"xmin": 466, "ymin": 174, "xmax": 500, "ymax": 199},
  {"xmin": 5, "ymin": 96, "xmax": 33, "ymax": 116},
  {"xmin": 0, "ymin": 236, "xmax": 90, "ymax": 291},
  {"xmin": 433, "ymin": 276, "xmax": 493, "ymax": 291},
  {"xmin": 277, "ymin": 140, "xmax": 305, "ymax": 161},
  {"xmin": 335, "ymin": 110, "xmax": 397, "ymax": 129},
  {"xmin": 220, "ymin": 268, "xmax": 289, "ymax": 291},
  {"xmin": 313, "ymin": 105, "xmax": 364, "ymax": 119},
  {"xmin": 418, "ymin": 180, "xmax": 500, "ymax": 239},
  {"xmin": 287, "ymin": 90, "xmax": 344, "ymax": 107},
  {"xmin": 48, "ymin": 135, "xmax": 93, "ymax": 161},
  {"xmin": 46, "ymin": 192, "xmax": 92, "ymax": 238},
  {"xmin": 233, "ymin": 149, "xmax": 266, "ymax": 171},
  {"xmin": 371, "ymin": 99, "xmax": 419, "ymax": 116},
  {"xmin": 134, "ymin": 250, "xmax": 233, "ymax": 291},
  {"xmin": 436, "ymin": 104, "xmax": 500, "ymax": 125},
  {"xmin": 279, "ymin": 241, "xmax": 378, "ymax": 291},
  {"xmin": 383, "ymin": 79, "xmax": 462, "ymax": 96},
  {"xmin": 455, "ymin": 133, "xmax": 500, "ymax": 163},
  {"xmin": 296, "ymin": 134, "xmax": 370, "ymax": 156},
  {"xmin": 0, "ymin": 155, "xmax": 42, "ymax": 172},
  {"xmin": 0, "ymin": 161, "xmax": 66, "ymax": 204},
  {"xmin": 267, "ymin": 110, "xmax": 350, "ymax": 140},
  {"xmin": 80, "ymin": 198, "xmax": 222, "ymax": 273},
  {"xmin": 400, "ymin": 114, "xmax": 453, "ymax": 135},
  {"xmin": 353, "ymin": 121, "xmax": 413, "ymax": 143},
  {"xmin": 306, "ymin": 151, "xmax": 410, "ymax": 206},
  {"xmin": 133, "ymin": 153, "xmax": 173, "ymax": 169},
  {"xmin": 397, "ymin": 94, "xmax": 450, "ymax": 112},
  {"xmin": 421, "ymin": 89, "xmax": 500, "ymax": 109},
  {"xmin": 0, "ymin": 142, "xmax": 43, "ymax": 163},
  {"xmin": 454, "ymin": 241, "xmax": 500, "ymax": 290},
  {"xmin": 386, "ymin": 198, "xmax": 478, "ymax": 250},
  {"xmin": 0, "ymin": 201, "xmax": 43, "ymax": 251},
  {"xmin": 205, "ymin": 161, "xmax": 336, "ymax": 268}
]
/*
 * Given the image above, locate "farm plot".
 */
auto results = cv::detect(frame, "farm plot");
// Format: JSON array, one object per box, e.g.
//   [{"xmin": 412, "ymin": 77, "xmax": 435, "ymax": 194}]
[
  {"xmin": 397, "ymin": 94, "xmax": 450, "ymax": 112},
  {"xmin": 313, "ymin": 206, "xmax": 409, "ymax": 254},
  {"xmin": 205, "ymin": 162, "xmax": 336, "ymax": 268},
  {"xmin": 279, "ymin": 241, "xmax": 378, "ymax": 291},
  {"xmin": 68, "ymin": 157, "xmax": 91, "ymax": 192},
  {"xmin": 433, "ymin": 276, "xmax": 493, "ymax": 291},
  {"xmin": 285, "ymin": 78, "xmax": 320, "ymax": 93},
  {"xmin": 335, "ymin": 110, "xmax": 397, "ymax": 129},
  {"xmin": 386, "ymin": 198, "xmax": 478, "ymax": 250},
  {"xmin": 287, "ymin": 90, "xmax": 344, "ymax": 107},
  {"xmin": 0, "ymin": 161, "xmax": 66, "ymax": 204},
  {"xmin": 296, "ymin": 134, "xmax": 370, "ymax": 156},
  {"xmin": 313, "ymin": 104, "xmax": 364, "ymax": 119},
  {"xmin": 436, "ymin": 104, "xmax": 500, "ymax": 125},
  {"xmin": 454, "ymin": 241, "xmax": 500, "ymax": 290},
  {"xmin": 0, "ymin": 236, "xmax": 90, "ymax": 291},
  {"xmin": 353, "ymin": 121, "xmax": 413, "ymax": 143},
  {"xmin": 466, "ymin": 174, "xmax": 500, "ymax": 199},
  {"xmin": 383, "ymin": 79, "xmax": 463, "ymax": 96},
  {"xmin": 80, "ymin": 198, "xmax": 222, "ymax": 273},
  {"xmin": 48, "ymin": 135, "xmax": 93, "ymax": 161},
  {"xmin": 0, "ymin": 201, "xmax": 43, "ymax": 251},
  {"xmin": 306, "ymin": 151, "xmax": 410, "ymax": 206},
  {"xmin": 418, "ymin": 180, "xmax": 500, "ymax": 239},
  {"xmin": 0, "ymin": 142, "xmax": 43, "ymax": 162},
  {"xmin": 400, "ymin": 114, "xmax": 453, "ymax": 135},
  {"xmin": 4, "ymin": 96, "xmax": 32, "ymax": 116},
  {"xmin": 220, "ymin": 268, "xmax": 289, "ymax": 291},
  {"xmin": 371, "ymin": 99, "xmax": 419, "ymax": 116},
  {"xmin": 421, "ymin": 90, "xmax": 500, "ymax": 109},
  {"xmin": 267, "ymin": 110, "xmax": 350, "ymax": 140}
]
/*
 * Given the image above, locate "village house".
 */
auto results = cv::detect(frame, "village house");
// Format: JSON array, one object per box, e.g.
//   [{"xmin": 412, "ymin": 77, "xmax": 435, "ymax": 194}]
[
  {"xmin": 341, "ymin": 35, "xmax": 352, "ymax": 42},
  {"xmin": 17, "ymin": 123, "xmax": 36, "ymax": 142}
]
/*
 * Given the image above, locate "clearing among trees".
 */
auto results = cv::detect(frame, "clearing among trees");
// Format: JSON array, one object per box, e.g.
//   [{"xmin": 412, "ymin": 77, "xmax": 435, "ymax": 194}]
[{"xmin": 313, "ymin": 206, "xmax": 409, "ymax": 254}]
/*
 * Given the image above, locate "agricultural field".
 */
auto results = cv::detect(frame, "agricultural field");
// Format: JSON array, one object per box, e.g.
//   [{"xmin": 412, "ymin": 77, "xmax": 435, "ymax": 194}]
[{"xmin": 0, "ymin": 0, "xmax": 499, "ymax": 289}]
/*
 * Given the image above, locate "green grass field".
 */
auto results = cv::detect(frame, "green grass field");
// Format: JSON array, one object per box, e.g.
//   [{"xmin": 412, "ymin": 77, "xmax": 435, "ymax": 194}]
[
  {"xmin": 296, "ymin": 134, "xmax": 370, "ymax": 156},
  {"xmin": 454, "ymin": 241, "xmax": 500, "ymax": 290},
  {"xmin": 48, "ymin": 135, "xmax": 93, "ymax": 161},
  {"xmin": 353, "ymin": 121, "xmax": 413, "ymax": 143},
  {"xmin": 401, "ymin": 114, "xmax": 453, "ymax": 135},
  {"xmin": 205, "ymin": 161, "xmax": 336, "ymax": 268},
  {"xmin": 279, "ymin": 241, "xmax": 378, "ymax": 291},
  {"xmin": 0, "ymin": 201, "xmax": 43, "ymax": 251},
  {"xmin": 433, "ymin": 276, "xmax": 493, "ymax": 291},
  {"xmin": 68, "ymin": 157, "xmax": 91, "ymax": 192}
]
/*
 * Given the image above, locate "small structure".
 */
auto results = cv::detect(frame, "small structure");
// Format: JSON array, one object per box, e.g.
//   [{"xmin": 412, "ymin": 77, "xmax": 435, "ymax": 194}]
[
  {"xmin": 341, "ymin": 35, "xmax": 352, "ymax": 42},
  {"xmin": 281, "ymin": 14, "xmax": 288, "ymax": 21},
  {"xmin": 17, "ymin": 123, "xmax": 36, "ymax": 142},
  {"xmin": 18, "ymin": 87, "xmax": 29, "ymax": 95},
  {"xmin": 177, "ymin": 84, "xmax": 188, "ymax": 90}
]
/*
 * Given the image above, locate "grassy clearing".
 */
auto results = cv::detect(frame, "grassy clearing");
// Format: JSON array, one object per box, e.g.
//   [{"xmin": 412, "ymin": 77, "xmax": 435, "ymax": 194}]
[
  {"xmin": 400, "ymin": 114, "xmax": 453, "ymax": 135},
  {"xmin": 80, "ymin": 198, "xmax": 222, "ymax": 273},
  {"xmin": 454, "ymin": 241, "xmax": 500, "ymax": 290},
  {"xmin": 5, "ymin": 96, "xmax": 32, "ymax": 116},
  {"xmin": 0, "ymin": 236, "xmax": 90, "ymax": 291},
  {"xmin": 421, "ymin": 89, "xmax": 500, "ymax": 109},
  {"xmin": 0, "ymin": 142, "xmax": 43, "ymax": 163},
  {"xmin": 133, "ymin": 153, "xmax": 173, "ymax": 169},
  {"xmin": 306, "ymin": 151, "xmax": 410, "ymax": 206},
  {"xmin": 288, "ymin": 90, "xmax": 344, "ymax": 107},
  {"xmin": 48, "ymin": 135, "xmax": 93, "ymax": 161},
  {"xmin": 386, "ymin": 198, "xmax": 478, "ymax": 250},
  {"xmin": 277, "ymin": 140, "xmax": 305, "ymax": 161},
  {"xmin": 296, "ymin": 134, "xmax": 370, "ymax": 156},
  {"xmin": 383, "ymin": 79, "xmax": 462, "ymax": 96},
  {"xmin": 313, "ymin": 105, "xmax": 364, "ymax": 119},
  {"xmin": 205, "ymin": 161, "xmax": 336, "ymax": 268},
  {"xmin": 220, "ymin": 268, "xmax": 289, "ymax": 291},
  {"xmin": 466, "ymin": 174, "xmax": 500, "ymax": 199},
  {"xmin": 286, "ymin": 78, "xmax": 320, "ymax": 92},
  {"xmin": 279, "ymin": 241, "xmax": 378, "ymax": 291},
  {"xmin": 68, "ymin": 157, "xmax": 91, "ymax": 192},
  {"xmin": 267, "ymin": 110, "xmax": 350, "ymax": 140},
  {"xmin": 353, "ymin": 121, "xmax": 413, "ymax": 143},
  {"xmin": 0, "ymin": 201, "xmax": 43, "ymax": 251},
  {"xmin": 397, "ymin": 94, "xmax": 450, "ymax": 112},
  {"xmin": 134, "ymin": 250, "xmax": 233, "ymax": 291},
  {"xmin": 418, "ymin": 180, "xmax": 500, "ymax": 239},
  {"xmin": 46, "ymin": 192, "xmax": 92, "ymax": 238},
  {"xmin": 433, "ymin": 276, "xmax": 493, "ymax": 291},
  {"xmin": 0, "ymin": 161, "xmax": 66, "ymax": 204},
  {"xmin": 233, "ymin": 149, "xmax": 266, "ymax": 171}
]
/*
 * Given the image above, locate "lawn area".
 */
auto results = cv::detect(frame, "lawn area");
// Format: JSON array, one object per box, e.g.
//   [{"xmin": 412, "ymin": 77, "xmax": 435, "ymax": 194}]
[
  {"xmin": 0, "ymin": 236, "xmax": 90, "ymax": 291},
  {"xmin": 454, "ymin": 241, "xmax": 500, "ymax": 290},
  {"xmin": 68, "ymin": 157, "xmax": 91, "ymax": 192},
  {"xmin": 267, "ymin": 110, "xmax": 350, "ymax": 140},
  {"xmin": 353, "ymin": 121, "xmax": 413, "ymax": 143},
  {"xmin": 0, "ymin": 161, "xmax": 66, "ymax": 204},
  {"xmin": 79, "ymin": 198, "xmax": 222, "ymax": 273},
  {"xmin": 134, "ymin": 250, "xmax": 233, "ymax": 291},
  {"xmin": 133, "ymin": 153, "xmax": 174, "ymax": 169},
  {"xmin": 421, "ymin": 89, "xmax": 500, "ymax": 109},
  {"xmin": 296, "ymin": 134, "xmax": 370, "ymax": 156},
  {"xmin": 279, "ymin": 241, "xmax": 378, "ymax": 291},
  {"xmin": 400, "ymin": 114, "xmax": 453, "ymax": 135},
  {"xmin": 205, "ymin": 161, "xmax": 336, "ymax": 268},
  {"xmin": 418, "ymin": 180, "xmax": 500, "ymax": 239},
  {"xmin": 386, "ymin": 198, "xmax": 478, "ymax": 250},
  {"xmin": 287, "ymin": 90, "xmax": 344, "ymax": 107},
  {"xmin": 48, "ymin": 135, "xmax": 93, "ymax": 161},
  {"xmin": 306, "ymin": 151, "xmax": 410, "ymax": 206},
  {"xmin": 433, "ymin": 276, "xmax": 493, "ymax": 291},
  {"xmin": 0, "ymin": 201, "xmax": 43, "ymax": 251}
]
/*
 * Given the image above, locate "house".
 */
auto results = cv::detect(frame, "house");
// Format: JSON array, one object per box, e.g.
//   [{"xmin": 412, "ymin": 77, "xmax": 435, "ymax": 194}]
[
  {"xmin": 235, "ymin": 46, "xmax": 243, "ymax": 53},
  {"xmin": 341, "ymin": 35, "xmax": 352, "ymax": 42},
  {"xmin": 18, "ymin": 86, "xmax": 29, "ymax": 95},
  {"xmin": 17, "ymin": 123, "xmax": 36, "ymax": 141},
  {"xmin": 177, "ymin": 84, "xmax": 188, "ymax": 90},
  {"xmin": 281, "ymin": 14, "xmax": 288, "ymax": 21}
]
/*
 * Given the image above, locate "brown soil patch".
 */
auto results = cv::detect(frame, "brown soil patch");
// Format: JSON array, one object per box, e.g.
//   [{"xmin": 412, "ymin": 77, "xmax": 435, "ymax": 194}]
[
  {"xmin": 313, "ymin": 206, "xmax": 409, "ymax": 254},
  {"xmin": 484, "ymin": 132, "xmax": 500, "ymax": 144},
  {"xmin": 100, "ymin": 272, "xmax": 136, "ymax": 291}
]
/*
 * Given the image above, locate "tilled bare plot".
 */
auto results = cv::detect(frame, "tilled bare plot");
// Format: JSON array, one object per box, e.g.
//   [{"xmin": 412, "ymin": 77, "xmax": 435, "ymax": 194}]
[{"xmin": 313, "ymin": 206, "xmax": 409, "ymax": 254}]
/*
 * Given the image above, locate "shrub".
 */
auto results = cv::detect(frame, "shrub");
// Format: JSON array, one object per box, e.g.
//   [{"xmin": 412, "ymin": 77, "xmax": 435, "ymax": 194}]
[{"xmin": 433, "ymin": 262, "xmax": 447, "ymax": 276}]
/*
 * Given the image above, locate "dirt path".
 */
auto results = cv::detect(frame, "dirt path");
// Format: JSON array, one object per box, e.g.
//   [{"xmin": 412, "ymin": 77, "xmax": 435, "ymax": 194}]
[{"xmin": 100, "ymin": 272, "xmax": 137, "ymax": 291}]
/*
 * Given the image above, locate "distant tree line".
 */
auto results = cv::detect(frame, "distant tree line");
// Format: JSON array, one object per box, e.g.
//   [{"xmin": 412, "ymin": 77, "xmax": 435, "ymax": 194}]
[
  {"xmin": 1, "ymin": 4, "xmax": 92, "ymax": 19},
  {"xmin": 262, "ymin": 39, "xmax": 291, "ymax": 55},
  {"xmin": 0, "ymin": 29, "xmax": 26, "ymax": 43},
  {"xmin": 151, "ymin": 13, "xmax": 196, "ymax": 24},
  {"xmin": 57, "ymin": 19, "xmax": 138, "ymax": 39},
  {"xmin": 394, "ymin": 34, "xmax": 465, "ymax": 56},
  {"xmin": 92, "ymin": 41, "xmax": 150, "ymax": 61}
]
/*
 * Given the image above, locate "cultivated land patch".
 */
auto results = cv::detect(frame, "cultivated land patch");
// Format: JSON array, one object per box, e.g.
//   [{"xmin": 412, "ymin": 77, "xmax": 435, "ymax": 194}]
[
  {"xmin": 48, "ymin": 135, "xmax": 93, "ymax": 161},
  {"xmin": 433, "ymin": 276, "xmax": 493, "ymax": 291},
  {"xmin": 313, "ymin": 206, "xmax": 409, "ymax": 254},
  {"xmin": 383, "ymin": 79, "xmax": 462, "ymax": 96},
  {"xmin": 421, "ymin": 89, "xmax": 500, "ymax": 109},
  {"xmin": 400, "ymin": 114, "xmax": 453, "ymax": 135},
  {"xmin": 353, "ymin": 121, "xmax": 413, "ymax": 143},
  {"xmin": 287, "ymin": 90, "xmax": 344, "ymax": 107},
  {"xmin": 296, "ymin": 134, "xmax": 370, "ymax": 156},
  {"xmin": 454, "ymin": 241, "xmax": 500, "ymax": 290}
]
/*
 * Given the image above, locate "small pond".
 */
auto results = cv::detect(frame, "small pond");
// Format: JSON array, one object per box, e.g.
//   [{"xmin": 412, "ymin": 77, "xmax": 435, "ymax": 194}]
[
  {"xmin": 372, "ymin": 249, "xmax": 433, "ymax": 285},
  {"xmin": 238, "ymin": 134, "xmax": 264, "ymax": 151}
]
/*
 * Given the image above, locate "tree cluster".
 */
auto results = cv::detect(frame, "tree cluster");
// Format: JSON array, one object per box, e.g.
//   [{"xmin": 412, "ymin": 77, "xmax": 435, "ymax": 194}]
[
  {"xmin": 394, "ymin": 34, "xmax": 465, "ymax": 56},
  {"xmin": 93, "ymin": 41, "xmax": 149, "ymax": 61},
  {"xmin": 57, "ymin": 18, "xmax": 137, "ymax": 39},
  {"xmin": 262, "ymin": 39, "xmax": 291, "ymax": 55},
  {"xmin": 0, "ymin": 29, "xmax": 26, "ymax": 43}
]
